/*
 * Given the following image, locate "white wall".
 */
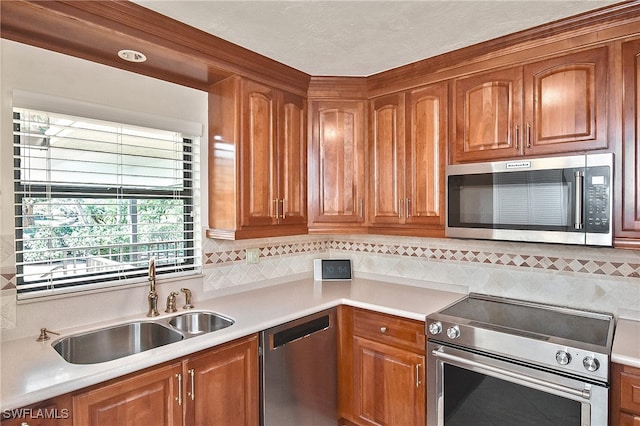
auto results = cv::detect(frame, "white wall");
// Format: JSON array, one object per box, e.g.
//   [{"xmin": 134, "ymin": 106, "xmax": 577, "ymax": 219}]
[{"xmin": 0, "ymin": 40, "xmax": 209, "ymax": 339}]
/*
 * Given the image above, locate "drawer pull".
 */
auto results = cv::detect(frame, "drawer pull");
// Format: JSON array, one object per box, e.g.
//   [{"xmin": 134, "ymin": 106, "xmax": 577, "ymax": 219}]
[
  {"xmin": 380, "ymin": 326, "xmax": 387, "ymax": 334},
  {"xmin": 188, "ymin": 368, "xmax": 195, "ymax": 401},
  {"xmin": 176, "ymin": 373, "xmax": 182, "ymax": 406}
]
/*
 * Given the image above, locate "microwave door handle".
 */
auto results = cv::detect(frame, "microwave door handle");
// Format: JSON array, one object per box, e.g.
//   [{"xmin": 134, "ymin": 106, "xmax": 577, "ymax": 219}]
[{"xmin": 574, "ymin": 171, "xmax": 584, "ymax": 230}]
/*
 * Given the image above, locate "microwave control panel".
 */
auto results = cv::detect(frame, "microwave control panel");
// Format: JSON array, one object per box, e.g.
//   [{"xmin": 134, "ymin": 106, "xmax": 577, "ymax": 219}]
[{"xmin": 585, "ymin": 166, "xmax": 610, "ymax": 233}]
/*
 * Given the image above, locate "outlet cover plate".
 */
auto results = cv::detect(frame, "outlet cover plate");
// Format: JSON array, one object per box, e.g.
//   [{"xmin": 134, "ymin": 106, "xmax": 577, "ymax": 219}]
[{"xmin": 246, "ymin": 248, "xmax": 260, "ymax": 264}]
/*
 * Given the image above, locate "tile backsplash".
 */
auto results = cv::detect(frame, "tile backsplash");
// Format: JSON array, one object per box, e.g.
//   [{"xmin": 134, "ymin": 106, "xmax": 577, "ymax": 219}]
[
  {"xmin": 202, "ymin": 233, "xmax": 640, "ymax": 315},
  {"xmin": 1, "ymin": 231, "xmax": 639, "ymax": 333}
]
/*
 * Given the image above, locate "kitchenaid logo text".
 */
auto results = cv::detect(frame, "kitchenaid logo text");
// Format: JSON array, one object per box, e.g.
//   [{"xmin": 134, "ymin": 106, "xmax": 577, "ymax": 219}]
[
  {"xmin": 505, "ymin": 160, "xmax": 531, "ymax": 169},
  {"xmin": 2, "ymin": 408, "xmax": 70, "ymax": 420}
]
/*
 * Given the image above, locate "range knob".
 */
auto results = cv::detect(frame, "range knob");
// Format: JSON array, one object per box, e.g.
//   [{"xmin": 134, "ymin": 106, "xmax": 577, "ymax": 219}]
[
  {"xmin": 583, "ymin": 356, "xmax": 600, "ymax": 372},
  {"xmin": 428, "ymin": 322, "xmax": 442, "ymax": 335},
  {"xmin": 555, "ymin": 350, "xmax": 572, "ymax": 366},
  {"xmin": 446, "ymin": 325, "xmax": 461, "ymax": 339}
]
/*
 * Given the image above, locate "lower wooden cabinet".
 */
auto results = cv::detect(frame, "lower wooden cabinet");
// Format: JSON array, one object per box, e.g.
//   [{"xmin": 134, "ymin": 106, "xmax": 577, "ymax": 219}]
[
  {"xmin": 73, "ymin": 362, "xmax": 183, "ymax": 425},
  {"xmin": 72, "ymin": 334, "xmax": 258, "ymax": 426},
  {"xmin": 1, "ymin": 396, "xmax": 72, "ymax": 426},
  {"xmin": 353, "ymin": 337, "xmax": 425, "ymax": 426},
  {"xmin": 611, "ymin": 362, "xmax": 640, "ymax": 426},
  {"xmin": 183, "ymin": 335, "xmax": 258, "ymax": 426},
  {"xmin": 339, "ymin": 306, "xmax": 426, "ymax": 426}
]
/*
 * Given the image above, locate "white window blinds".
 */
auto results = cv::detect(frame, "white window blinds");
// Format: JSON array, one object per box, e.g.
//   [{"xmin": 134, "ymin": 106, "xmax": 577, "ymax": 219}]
[{"xmin": 13, "ymin": 107, "xmax": 198, "ymax": 297}]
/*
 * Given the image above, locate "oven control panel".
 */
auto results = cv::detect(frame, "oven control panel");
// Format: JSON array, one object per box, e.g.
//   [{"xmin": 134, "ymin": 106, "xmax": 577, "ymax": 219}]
[
  {"xmin": 555, "ymin": 348, "xmax": 601, "ymax": 372},
  {"xmin": 426, "ymin": 320, "xmax": 609, "ymax": 381}
]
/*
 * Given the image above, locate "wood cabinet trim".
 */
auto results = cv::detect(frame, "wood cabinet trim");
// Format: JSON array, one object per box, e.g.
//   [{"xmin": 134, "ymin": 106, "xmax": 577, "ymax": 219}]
[
  {"xmin": 367, "ymin": 3, "xmax": 640, "ymax": 96},
  {"xmin": 1, "ymin": 0, "xmax": 310, "ymax": 93}
]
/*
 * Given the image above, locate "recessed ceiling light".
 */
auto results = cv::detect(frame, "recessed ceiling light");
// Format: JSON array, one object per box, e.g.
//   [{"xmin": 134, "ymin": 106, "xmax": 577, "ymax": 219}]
[{"xmin": 117, "ymin": 49, "xmax": 147, "ymax": 63}]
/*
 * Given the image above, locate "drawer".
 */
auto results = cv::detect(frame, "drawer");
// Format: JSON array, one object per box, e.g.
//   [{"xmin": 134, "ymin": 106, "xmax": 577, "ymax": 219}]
[
  {"xmin": 620, "ymin": 412, "xmax": 640, "ymax": 426},
  {"xmin": 352, "ymin": 308, "xmax": 425, "ymax": 353},
  {"xmin": 621, "ymin": 370, "xmax": 640, "ymax": 414}
]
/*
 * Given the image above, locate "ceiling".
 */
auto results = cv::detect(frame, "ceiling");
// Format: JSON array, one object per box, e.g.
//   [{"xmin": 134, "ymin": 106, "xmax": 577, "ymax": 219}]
[{"xmin": 132, "ymin": 0, "xmax": 619, "ymax": 76}]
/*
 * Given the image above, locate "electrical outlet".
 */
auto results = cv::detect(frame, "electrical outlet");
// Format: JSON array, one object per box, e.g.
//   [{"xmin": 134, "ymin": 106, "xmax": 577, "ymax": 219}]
[{"xmin": 246, "ymin": 248, "xmax": 260, "ymax": 264}]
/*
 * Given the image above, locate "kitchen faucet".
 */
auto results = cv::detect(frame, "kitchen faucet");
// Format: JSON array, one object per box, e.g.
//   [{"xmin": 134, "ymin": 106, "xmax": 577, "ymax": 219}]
[{"xmin": 147, "ymin": 257, "xmax": 160, "ymax": 317}]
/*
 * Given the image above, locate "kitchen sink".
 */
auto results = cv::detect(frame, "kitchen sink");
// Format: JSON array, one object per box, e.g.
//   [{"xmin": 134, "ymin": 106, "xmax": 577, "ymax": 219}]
[
  {"xmin": 52, "ymin": 311, "xmax": 235, "ymax": 364},
  {"xmin": 53, "ymin": 321, "xmax": 183, "ymax": 365},
  {"xmin": 168, "ymin": 311, "xmax": 234, "ymax": 335}
]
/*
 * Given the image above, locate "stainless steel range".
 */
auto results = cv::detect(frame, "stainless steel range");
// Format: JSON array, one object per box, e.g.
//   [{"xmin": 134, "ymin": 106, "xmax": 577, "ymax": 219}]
[{"xmin": 426, "ymin": 293, "xmax": 615, "ymax": 426}]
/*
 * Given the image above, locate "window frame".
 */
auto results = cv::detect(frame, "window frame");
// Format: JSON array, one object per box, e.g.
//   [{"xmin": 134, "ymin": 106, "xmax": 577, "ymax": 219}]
[{"xmin": 13, "ymin": 109, "xmax": 198, "ymax": 297}]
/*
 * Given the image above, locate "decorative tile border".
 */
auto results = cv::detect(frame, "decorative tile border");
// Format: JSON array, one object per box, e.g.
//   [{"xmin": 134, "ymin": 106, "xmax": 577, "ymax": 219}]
[
  {"xmin": 329, "ymin": 240, "xmax": 640, "ymax": 279},
  {"xmin": 204, "ymin": 240, "xmax": 328, "ymax": 265},
  {"xmin": 1, "ymin": 273, "xmax": 16, "ymax": 290}
]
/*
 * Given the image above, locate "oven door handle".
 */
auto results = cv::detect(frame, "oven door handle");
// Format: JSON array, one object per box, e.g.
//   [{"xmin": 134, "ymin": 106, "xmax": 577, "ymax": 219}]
[{"xmin": 432, "ymin": 349, "xmax": 592, "ymax": 401}]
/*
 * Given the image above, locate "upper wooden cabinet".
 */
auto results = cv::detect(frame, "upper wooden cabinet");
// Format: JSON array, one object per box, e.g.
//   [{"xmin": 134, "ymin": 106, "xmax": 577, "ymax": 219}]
[
  {"xmin": 369, "ymin": 93, "xmax": 406, "ymax": 226},
  {"xmin": 453, "ymin": 65, "xmax": 523, "ymax": 163},
  {"xmin": 207, "ymin": 77, "xmax": 307, "ymax": 239},
  {"xmin": 452, "ymin": 47, "xmax": 609, "ymax": 163},
  {"xmin": 308, "ymin": 99, "xmax": 367, "ymax": 233},
  {"xmin": 616, "ymin": 38, "xmax": 640, "ymax": 248},
  {"xmin": 368, "ymin": 82, "xmax": 447, "ymax": 236}
]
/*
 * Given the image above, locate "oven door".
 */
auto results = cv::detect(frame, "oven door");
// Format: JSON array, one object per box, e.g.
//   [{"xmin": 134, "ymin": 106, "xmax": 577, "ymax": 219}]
[{"xmin": 427, "ymin": 343, "xmax": 608, "ymax": 426}]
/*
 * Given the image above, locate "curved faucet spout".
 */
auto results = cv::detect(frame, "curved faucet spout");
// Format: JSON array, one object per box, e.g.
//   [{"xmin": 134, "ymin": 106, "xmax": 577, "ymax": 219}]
[
  {"xmin": 148, "ymin": 257, "xmax": 156, "ymax": 293},
  {"xmin": 147, "ymin": 257, "xmax": 159, "ymax": 317}
]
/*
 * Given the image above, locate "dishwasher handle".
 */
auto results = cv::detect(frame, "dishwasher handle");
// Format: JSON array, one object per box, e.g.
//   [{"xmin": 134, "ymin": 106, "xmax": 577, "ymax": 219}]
[{"xmin": 270, "ymin": 315, "xmax": 331, "ymax": 350}]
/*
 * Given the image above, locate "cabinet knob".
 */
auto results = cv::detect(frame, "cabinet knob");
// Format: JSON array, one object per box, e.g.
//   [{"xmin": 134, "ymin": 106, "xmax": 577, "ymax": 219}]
[{"xmin": 380, "ymin": 326, "xmax": 387, "ymax": 333}]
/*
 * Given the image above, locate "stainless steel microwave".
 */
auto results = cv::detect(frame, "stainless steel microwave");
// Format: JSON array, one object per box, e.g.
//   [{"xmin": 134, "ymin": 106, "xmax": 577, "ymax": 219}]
[{"xmin": 446, "ymin": 153, "xmax": 613, "ymax": 246}]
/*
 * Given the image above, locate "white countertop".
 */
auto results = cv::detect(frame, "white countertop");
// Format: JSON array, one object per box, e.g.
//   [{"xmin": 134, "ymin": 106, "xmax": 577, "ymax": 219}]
[
  {"xmin": 0, "ymin": 278, "xmax": 464, "ymax": 410},
  {"xmin": 612, "ymin": 318, "xmax": 640, "ymax": 369}
]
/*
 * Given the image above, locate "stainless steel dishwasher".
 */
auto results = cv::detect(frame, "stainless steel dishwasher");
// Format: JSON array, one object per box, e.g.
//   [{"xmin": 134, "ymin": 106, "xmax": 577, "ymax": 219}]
[{"xmin": 261, "ymin": 308, "xmax": 337, "ymax": 426}]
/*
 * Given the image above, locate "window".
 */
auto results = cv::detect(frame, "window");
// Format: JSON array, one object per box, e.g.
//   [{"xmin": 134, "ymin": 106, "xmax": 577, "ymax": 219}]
[{"xmin": 13, "ymin": 108, "xmax": 198, "ymax": 297}]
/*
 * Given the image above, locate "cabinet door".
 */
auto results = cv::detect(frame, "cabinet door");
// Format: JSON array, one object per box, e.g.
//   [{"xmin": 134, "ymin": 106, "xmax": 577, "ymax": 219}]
[
  {"xmin": 453, "ymin": 66, "xmax": 523, "ymax": 163},
  {"xmin": 369, "ymin": 93, "xmax": 405, "ymax": 225},
  {"xmin": 523, "ymin": 46, "xmax": 608, "ymax": 155},
  {"xmin": 73, "ymin": 362, "xmax": 183, "ymax": 426},
  {"xmin": 309, "ymin": 100, "xmax": 366, "ymax": 227},
  {"xmin": 2, "ymin": 396, "xmax": 72, "ymax": 426},
  {"xmin": 240, "ymin": 79, "xmax": 277, "ymax": 227},
  {"xmin": 353, "ymin": 337, "xmax": 425, "ymax": 426},
  {"xmin": 618, "ymin": 39, "xmax": 640, "ymax": 246},
  {"xmin": 405, "ymin": 82, "xmax": 447, "ymax": 228},
  {"xmin": 620, "ymin": 412, "xmax": 640, "ymax": 426},
  {"xmin": 278, "ymin": 92, "xmax": 307, "ymax": 225},
  {"xmin": 208, "ymin": 77, "xmax": 240, "ymax": 234},
  {"xmin": 184, "ymin": 335, "xmax": 259, "ymax": 426},
  {"xmin": 612, "ymin": 363, "xmax": 640, "ymax": 426}
]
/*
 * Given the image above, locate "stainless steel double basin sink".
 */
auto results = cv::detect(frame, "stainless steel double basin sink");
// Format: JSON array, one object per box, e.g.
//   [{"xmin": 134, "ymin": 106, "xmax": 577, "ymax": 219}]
[{"xmin": 52, "ymin": 311, "xmax": 234, "ymax": 365}]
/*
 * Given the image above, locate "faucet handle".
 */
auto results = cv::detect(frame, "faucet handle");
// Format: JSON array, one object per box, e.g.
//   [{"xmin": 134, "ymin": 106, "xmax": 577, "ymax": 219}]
[
  {"xmin": 165, "ymin": 291, "xmax": 178, "ymax": 313},
  {"xmin": 181, "ymin": 288, "xmax": 194, "ymax": 309}
]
